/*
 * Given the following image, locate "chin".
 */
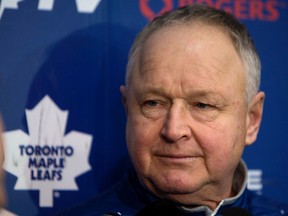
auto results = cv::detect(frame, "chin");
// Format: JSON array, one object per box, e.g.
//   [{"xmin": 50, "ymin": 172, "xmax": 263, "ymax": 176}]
[{"xmin": 151, "ymin": 172, "xmax": 203, "ymax": 195}]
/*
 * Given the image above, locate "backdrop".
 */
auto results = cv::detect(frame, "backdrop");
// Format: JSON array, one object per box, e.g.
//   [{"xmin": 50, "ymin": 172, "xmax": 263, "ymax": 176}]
[{"xmin": 0, "ymin": 0, "xmax": 287, "ymax": 215}]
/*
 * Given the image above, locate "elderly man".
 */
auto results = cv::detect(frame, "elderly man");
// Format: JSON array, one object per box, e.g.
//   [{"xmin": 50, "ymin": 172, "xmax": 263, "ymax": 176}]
[{"xmin": 60, "ymin": 4, "xmax": 288, "ymax": 216}]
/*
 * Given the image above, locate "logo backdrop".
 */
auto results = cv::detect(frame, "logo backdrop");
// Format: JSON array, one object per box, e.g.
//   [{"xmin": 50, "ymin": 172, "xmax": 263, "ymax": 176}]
[{"xmin": 0, "ymin": 0, "xmax": 287, "ymax": 215}]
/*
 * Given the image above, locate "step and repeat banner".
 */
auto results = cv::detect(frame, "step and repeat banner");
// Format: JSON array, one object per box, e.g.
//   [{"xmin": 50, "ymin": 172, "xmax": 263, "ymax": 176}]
[{"xmin": 0, "ymin": 0, "xmax": 287, "ymax": 215}]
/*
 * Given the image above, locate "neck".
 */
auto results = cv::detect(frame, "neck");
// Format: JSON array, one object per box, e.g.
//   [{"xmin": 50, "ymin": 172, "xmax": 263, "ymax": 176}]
[
  {"xmin": 154, "ymin": 181, "xmax": 235, "ymax": 210},
  {"xmin": 142, "ymin": 161, "xmax": 247, "ymax": 210}
]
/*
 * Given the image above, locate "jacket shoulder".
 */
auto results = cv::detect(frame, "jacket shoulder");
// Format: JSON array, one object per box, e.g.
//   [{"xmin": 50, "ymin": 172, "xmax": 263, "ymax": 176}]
[
  {"xmin": 57, "ymin": 173, "xmax": 143, "ymax": 216},
  {"xmin": 56, "ymin": 185, "xmax": 122, "ymax": 216}
]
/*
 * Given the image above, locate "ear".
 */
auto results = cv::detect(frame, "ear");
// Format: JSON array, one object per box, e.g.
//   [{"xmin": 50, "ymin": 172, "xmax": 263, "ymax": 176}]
[
  {"xmin": 245, "ymin": 91, "xmax": 265, "ymax": 146},
  {"xmin": 120, "ymin": 85, "xmax": 128, "ymax": 114}
]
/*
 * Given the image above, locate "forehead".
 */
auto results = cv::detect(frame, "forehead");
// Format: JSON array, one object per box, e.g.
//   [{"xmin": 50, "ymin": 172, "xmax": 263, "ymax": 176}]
[
  {"xmin": 129, "ymin": 23, "xmax": 246, "ymax": 99},
  {"xmin": 141, "ymin": 23, "xmax": 242, "ymax": 75},
  {"xmin": 140, "ymin": 22, "xmax": 237, "ymax": 63}
]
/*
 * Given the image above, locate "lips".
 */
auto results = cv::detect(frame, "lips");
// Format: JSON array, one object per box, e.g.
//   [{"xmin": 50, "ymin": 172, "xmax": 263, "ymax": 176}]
[
  {"xmin": 155, "ymin": 154, "xmax": 200, "ymax": 161},
  {"xmin": 158, "ymin": 154, "xmax": 193, "ymax": 158}
]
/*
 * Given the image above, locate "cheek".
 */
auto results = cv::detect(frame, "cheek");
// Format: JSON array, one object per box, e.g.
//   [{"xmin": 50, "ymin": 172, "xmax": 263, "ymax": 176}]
[
  {"xmin": 198, "ymin": 118, "xmax": 246, "ymax": 166},
  {"xmin": 126, "ymin": 114, "xmax": 161, "ymax": 171}
]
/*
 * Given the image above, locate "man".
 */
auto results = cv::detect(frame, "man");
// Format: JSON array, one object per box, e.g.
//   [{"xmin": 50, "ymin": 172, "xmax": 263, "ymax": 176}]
[{"xmin": 61, "ymin": 4, "xmax": 288, "ymax": 216}]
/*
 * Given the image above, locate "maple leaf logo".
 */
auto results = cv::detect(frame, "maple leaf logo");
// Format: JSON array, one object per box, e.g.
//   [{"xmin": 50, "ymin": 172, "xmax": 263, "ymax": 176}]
[
  {"xmin": 0, "ymin": 0, "xmax": 24, "ymax": 20},
  {"xmin": 3, "ymin": 95, "xmax": 93, "ymax": 207}
]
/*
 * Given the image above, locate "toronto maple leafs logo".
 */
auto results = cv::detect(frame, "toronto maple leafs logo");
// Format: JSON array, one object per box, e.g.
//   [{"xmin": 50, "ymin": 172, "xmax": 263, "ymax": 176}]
[{"xmin": 3, "ymin": 95, "xmax": 92, "ymax": 207}]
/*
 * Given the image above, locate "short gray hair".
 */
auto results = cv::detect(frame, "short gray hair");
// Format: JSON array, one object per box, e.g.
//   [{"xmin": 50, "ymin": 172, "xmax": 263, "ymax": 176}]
[{"xmin": 126, "ymin": 4, "xmax": 261, "ymax": 102}]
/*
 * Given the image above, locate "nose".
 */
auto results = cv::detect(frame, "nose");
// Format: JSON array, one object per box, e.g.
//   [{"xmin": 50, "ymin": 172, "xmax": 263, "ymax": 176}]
[{"xmin": 160, "ymin": 103, "xmax": 192, "ymax": 143}]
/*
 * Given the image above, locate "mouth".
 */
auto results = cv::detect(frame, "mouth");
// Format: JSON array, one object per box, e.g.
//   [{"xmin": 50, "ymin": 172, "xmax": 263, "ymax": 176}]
[{"xmin": 156, "ymin": 154, "xmax": 199, "ymax": 161}]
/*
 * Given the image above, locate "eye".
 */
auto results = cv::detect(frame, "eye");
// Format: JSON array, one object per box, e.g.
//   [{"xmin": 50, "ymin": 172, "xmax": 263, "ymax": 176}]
[
  {"xmin": 141, "ymin": 99, "xmax": 168, "ymax": 119},
  {"xmin": 144, "ymin": 100, "xmax": 159, "ymax": 107},
  {"xmin": 195, "ymin": 102, "xmax": 211, "ymax": 109}
]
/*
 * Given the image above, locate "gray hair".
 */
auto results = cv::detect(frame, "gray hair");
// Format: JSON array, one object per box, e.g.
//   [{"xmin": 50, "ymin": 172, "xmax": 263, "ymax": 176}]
[{"xmin": 126, "ymin": 4, "xmax": 261, "ymax": 103}]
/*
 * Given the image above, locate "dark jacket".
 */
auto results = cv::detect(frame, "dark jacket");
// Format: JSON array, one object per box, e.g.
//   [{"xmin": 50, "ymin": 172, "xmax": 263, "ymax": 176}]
[{"xmin": 59, "ymin": 166, "xmax": 288, "ymax": 216}]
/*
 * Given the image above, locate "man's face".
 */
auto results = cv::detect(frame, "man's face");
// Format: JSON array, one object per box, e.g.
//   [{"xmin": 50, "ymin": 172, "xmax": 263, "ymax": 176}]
[{"xmin": 122, "ymin": 23, "xmax": 263, "ymax": 205}]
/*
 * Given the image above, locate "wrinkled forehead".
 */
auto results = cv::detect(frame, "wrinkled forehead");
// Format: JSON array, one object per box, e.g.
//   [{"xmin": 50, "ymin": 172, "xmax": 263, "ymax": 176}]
[
  {"xmin": 135, "ymin": 22, "xmax": 237, "ymax": 68},
  {"xmin": 127, "ymin": 22, "xmax": 246, "ymax": 98},
  {"xmin": 137, "ymin": 22, "xmax": 240, "ymax": 74}
]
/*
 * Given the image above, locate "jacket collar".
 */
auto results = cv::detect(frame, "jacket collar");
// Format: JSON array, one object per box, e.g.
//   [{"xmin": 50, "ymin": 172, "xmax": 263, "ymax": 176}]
[
  {"xmin": 131, "ymin": 160, "xmax": 249, "ymax": 216},
  {"xmin": 179, "ymin": 160, "xmax": 248, "ymax": 215}
]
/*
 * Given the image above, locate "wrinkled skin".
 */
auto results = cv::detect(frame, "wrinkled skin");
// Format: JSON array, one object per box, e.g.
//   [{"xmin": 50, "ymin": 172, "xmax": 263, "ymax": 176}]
[{"xmin": 121, "ymin": 23, "xmax": 264, "ymax": 209}]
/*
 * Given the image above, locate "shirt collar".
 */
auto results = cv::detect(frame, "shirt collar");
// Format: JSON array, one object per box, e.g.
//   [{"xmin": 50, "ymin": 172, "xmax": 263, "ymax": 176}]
[{"xmin": 179, "ymin": 159, "xmax": 248, "ymax": 216}]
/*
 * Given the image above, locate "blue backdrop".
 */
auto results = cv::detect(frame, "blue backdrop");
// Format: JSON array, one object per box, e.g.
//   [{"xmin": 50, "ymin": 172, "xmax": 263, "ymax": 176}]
[{"xmin": 0, "ymin": 0, "xmax": 287, "ymax": 215}]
